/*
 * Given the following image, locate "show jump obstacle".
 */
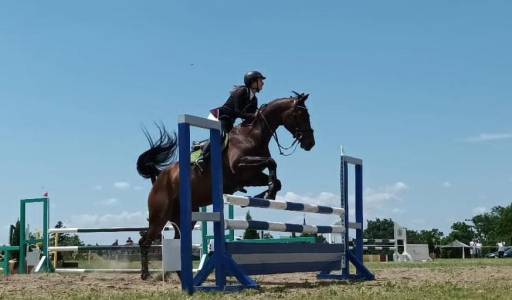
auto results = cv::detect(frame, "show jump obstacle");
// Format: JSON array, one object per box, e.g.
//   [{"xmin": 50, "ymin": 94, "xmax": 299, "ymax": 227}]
[
  {"xmin": 177, "ymin": 114, "xmax": 374, "ymax": 294},
  {"xmin": 1, "ymin": 114, "xmax": 375, "ymax": 294}
]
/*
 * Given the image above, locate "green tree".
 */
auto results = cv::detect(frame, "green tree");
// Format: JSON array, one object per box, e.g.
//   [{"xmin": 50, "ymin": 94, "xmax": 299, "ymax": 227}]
[
  {"xmin": 49, "ymin": 221, "xmax": 85, "ymax": 265},
  {"xmin": 243, "ymin": 211, "xmax": 259, "ymax": 240},
  {"xmin": 7, "ymin": 221, "xmax": 20, "ymax": 259},
  {"xmin": 405, "ymin": 229, "xmax": 422, "ymax": 244},
  {"xmin": 418, "ymin": 229, "xmax": 444, "ymax": 253},
  {"xmin": 364, "ymin": 218, "xmax": 394, "ymax": 239},
  {"xmin": 10, "ymin": 221, "xmax": 20, "ymax": 247},
  {"xmin": 444, "ymin": 222, "xmax": 475, "ymax": 245},
  {"xmin": 299, "ymin": 232, "xmax": 327, "ymax": 243},
  {"xmin": 495, "ymin": 204, "xmax": 512, "ymax": 244},
  {"xmin": 471, "ymin": 206, "xmax": 503, "ymax": 245},
  {"xmin": 49, "ymin": 221, "xmax": 84, "ymax": 247}
]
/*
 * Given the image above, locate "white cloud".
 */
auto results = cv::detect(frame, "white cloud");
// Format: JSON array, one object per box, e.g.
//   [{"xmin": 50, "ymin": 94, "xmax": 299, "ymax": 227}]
[
  {"xmin": 464, "ymin": 133, "xmax": 512, "ymax": 143},
  {"xmin": 114, "ymin": 182, "xmax": 130, "ymax": 190},
  {"xmin": 365, "ymin": 182, "xmax": 408, "ymax": 211},
  {"xmin": 442, "ymin": 181, "xmax": 452, "ymax": 188},
  {"xmin": 392, "ymin": 208, "xmax": 406, "ymax": 214},
  {"xmin": 64, "ymin": 211, "xmax": 147, "ymax": 228},
  {"xmin": 92, "ymin": 185, "xmax": 103, "ymax": 191},
  {"xmin": 133, "ymin": 185, "xmax": 144, "ymax": 191},
  {"xmin": 97, "ymin": 198, "xmax": 118, "ymax": 206},
  {"xmin": 472, "ymin": 206, "xmax": 487, "ymax": 215}
]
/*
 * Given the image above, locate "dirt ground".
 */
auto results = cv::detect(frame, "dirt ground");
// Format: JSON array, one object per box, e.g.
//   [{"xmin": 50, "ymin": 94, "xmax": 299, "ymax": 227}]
[{"xmin": 2, "ymin": 262, "xmax": 512, "ymax": 299}]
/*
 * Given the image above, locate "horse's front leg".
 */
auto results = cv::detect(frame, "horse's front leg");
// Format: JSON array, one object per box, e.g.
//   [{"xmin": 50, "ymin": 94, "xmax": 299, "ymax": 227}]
[{"xmin": 234, "ymin": 156, "xmax": 281, "ymax": 199}]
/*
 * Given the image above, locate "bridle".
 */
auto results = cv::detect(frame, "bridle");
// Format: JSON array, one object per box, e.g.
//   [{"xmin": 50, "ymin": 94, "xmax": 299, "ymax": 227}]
[{"xmin": 257, "ymin": 101, "xmax": 314, "ymax": 156}]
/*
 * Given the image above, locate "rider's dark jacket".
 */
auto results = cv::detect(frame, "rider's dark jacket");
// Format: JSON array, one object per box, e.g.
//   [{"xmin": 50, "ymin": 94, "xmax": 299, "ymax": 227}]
[{"xmin": 219, "ymin": 86, "xmax": 257, "ymax": 121}]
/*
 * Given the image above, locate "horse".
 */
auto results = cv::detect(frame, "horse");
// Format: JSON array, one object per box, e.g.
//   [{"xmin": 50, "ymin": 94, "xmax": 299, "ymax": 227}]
[{"xmin": 136, "ymin": 92, "xmax": 315, "ymax": 280}]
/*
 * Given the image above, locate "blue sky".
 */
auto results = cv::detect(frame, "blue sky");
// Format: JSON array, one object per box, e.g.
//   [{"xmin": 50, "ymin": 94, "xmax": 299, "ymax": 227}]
[{"xmin": 1, "ymin": 1, "xmax": 511, "ymax": 245}]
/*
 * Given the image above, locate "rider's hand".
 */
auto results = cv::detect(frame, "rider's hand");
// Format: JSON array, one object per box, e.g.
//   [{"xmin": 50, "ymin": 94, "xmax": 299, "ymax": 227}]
[{"xmin": 243, "ymin": 113, "xmax": 255, "ymax": 122}]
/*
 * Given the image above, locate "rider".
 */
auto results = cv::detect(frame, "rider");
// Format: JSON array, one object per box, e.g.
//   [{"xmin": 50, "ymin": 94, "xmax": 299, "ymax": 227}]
[{"xmin": 212, "ymin": 71, "xmax": 266, "ymax": 135}]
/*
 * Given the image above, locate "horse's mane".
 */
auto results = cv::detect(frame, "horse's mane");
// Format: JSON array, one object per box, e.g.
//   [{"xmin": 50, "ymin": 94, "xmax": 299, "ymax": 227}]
[
  {"xmin": 237, "ymin": 93, "xmax": 308, "ymax": 129},
  {"xmin": 259, "ymin": 94, "xmax": 303, "ymax": 112}
]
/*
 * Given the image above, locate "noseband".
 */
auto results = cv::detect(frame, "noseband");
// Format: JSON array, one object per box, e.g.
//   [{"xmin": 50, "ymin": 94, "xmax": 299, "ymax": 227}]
[{"xmin": 291, "ymin": 105, "xmax": 314, "ymax": 142}]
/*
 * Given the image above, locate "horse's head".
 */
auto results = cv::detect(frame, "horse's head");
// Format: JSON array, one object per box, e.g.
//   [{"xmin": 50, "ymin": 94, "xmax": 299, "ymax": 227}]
[{"xmin": 282, "ymin": 92, "xmax": 315, "ymax": 151}]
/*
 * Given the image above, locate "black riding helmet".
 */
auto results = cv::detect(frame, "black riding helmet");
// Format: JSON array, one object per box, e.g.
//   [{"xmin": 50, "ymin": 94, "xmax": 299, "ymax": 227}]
[{"xmin": 244, "ymin": 71, "xmax": 266, "ymax": 87}]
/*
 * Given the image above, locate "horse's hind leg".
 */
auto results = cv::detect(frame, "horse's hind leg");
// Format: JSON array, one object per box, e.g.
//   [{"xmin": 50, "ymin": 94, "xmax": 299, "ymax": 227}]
[{"xmin": 139, "ymin": 190, "xmax": 170, "ymax": 280}]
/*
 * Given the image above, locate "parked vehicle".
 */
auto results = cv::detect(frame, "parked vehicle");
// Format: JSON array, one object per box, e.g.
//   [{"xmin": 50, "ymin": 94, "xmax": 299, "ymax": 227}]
[{"xmin": 486, "ymin": 246, "xmax": 512, "ymax": 258}]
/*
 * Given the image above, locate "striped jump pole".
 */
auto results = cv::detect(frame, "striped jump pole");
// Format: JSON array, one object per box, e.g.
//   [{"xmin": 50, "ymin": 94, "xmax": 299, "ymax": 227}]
[
  {"xmin": 362, "ymin": 238, "xmax": 396, "ymax": 243},
  {"xmin": 347, "ymin": 238, "xmax": 401, "ymax": 255},
  {"xmin": 224, "ymin": 219, "xmax": 344, "ymax": 234},
  {"xmin": 360, "ymin": 246, "xmax": 397, "ymax": 251},
  {"xmin": 49, "ymin": 227, "xmax": 150, "ymax": 234},
  {"xmin": 49, "ymin": 224, "xmax": 200, "ymax": 234},
  {"xmin": 224, "ymin": 195, "xmax": 345, "ymax": 216}
]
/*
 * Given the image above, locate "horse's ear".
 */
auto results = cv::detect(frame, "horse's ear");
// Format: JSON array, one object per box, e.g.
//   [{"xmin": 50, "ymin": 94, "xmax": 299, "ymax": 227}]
[{"xmin": 297, "ymin": 93, "xmax": 309, "ymax": 104}]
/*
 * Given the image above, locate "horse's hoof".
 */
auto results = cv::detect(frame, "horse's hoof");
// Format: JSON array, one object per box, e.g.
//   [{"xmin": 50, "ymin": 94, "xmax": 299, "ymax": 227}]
[
  {"xmin": 264, "ymin": 192, "xmax": 277, "ymax": 200},
  {"xmin": 141, "ymin": 271, "xmax": 151, "ymax": 280},
  {"xmin": 274, "ymin": 179, "xmax": 282, "ymax": 191}
]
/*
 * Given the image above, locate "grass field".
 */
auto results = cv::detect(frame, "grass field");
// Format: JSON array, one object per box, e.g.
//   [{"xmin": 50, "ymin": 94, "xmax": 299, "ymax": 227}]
[{"xmin": 2, "ymin": 259, "xmax": 512, "ymax": 299}]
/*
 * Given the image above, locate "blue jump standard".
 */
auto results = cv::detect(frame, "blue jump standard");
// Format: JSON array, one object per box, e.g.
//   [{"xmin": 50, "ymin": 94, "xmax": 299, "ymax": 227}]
[{"xmin": 177, "ymin": 114, "xmax": 374, "ymax": 294}]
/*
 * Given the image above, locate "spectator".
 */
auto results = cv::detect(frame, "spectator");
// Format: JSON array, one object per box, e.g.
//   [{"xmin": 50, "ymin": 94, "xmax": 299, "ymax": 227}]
[
  {"xmin": 476, "ymin": 240, "xmax": 482, "ymax": 258},
  {"xmin": 112, "ymin": 239, "xmax": 119, "ymax": 246},
  {"xmin": 126, "ymin": 237, "xmax": 134, "ymax": 246},
  {"xmin": 470, "ymin": 240, "xmax": 475, "ymax": 258},
  {"xmin": 498, "ymin": 241, "xmax": 505, "ymax": 258}
]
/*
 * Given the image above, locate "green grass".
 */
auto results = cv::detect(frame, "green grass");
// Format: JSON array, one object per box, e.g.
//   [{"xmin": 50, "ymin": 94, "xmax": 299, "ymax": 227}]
[
  {"xmin": 2, "ymin": 259, "xmax": 512, "ymax": 300},
  {"xmin": 366, "ymin": 257, "xmax": 512, "ymax": 270}
]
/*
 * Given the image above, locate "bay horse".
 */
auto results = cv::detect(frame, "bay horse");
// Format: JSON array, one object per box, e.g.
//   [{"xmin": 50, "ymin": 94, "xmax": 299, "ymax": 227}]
[{"xmin": 136, "ymin": 92, "xmax": 315, "ymax": 280}]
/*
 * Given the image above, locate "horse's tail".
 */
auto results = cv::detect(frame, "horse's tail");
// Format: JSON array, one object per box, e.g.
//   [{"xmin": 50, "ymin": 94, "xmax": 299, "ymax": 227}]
[{"xmin": 136, "ymin": 124, "xmax": 178, "ymax": 184}]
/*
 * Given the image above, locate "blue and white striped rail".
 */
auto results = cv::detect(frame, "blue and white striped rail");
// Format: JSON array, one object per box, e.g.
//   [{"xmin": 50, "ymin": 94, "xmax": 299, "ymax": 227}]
[
  {"xmin": 363, "ymin": 246, "xmax": 397, "ymax": 251},
  {"xmin": 48, "ymin": 224, "xmax": 200, "ymax": 234},
  {"xmin": 49, "ymin": 227, "xmax": 149, "ymax": 234},
  {"xmin": 224, "ymin": 195, "xmax": 344, "ymax": 216},
  {"xmin": 225, "ymin": 219, "xmax": 344, "ymax": 234},
  {"xmin": 349, "ymin": 246, "xmax": 397, "ymax": 251},
  {"xmin": 362, "ymin": 239, "xmax": 396, "ymax": 243}
]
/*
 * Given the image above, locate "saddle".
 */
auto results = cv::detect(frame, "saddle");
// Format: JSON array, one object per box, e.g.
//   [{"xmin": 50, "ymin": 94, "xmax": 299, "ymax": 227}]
[{"xmin": 190, "ymin": 135, "xmax": 229, "ymax": 171}]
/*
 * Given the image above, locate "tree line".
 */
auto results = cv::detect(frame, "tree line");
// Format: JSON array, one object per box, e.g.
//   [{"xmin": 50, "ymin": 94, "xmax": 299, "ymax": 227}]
[{"xmin": 365, "ymin": 202, "xmax": 512, "ymax": 254}]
